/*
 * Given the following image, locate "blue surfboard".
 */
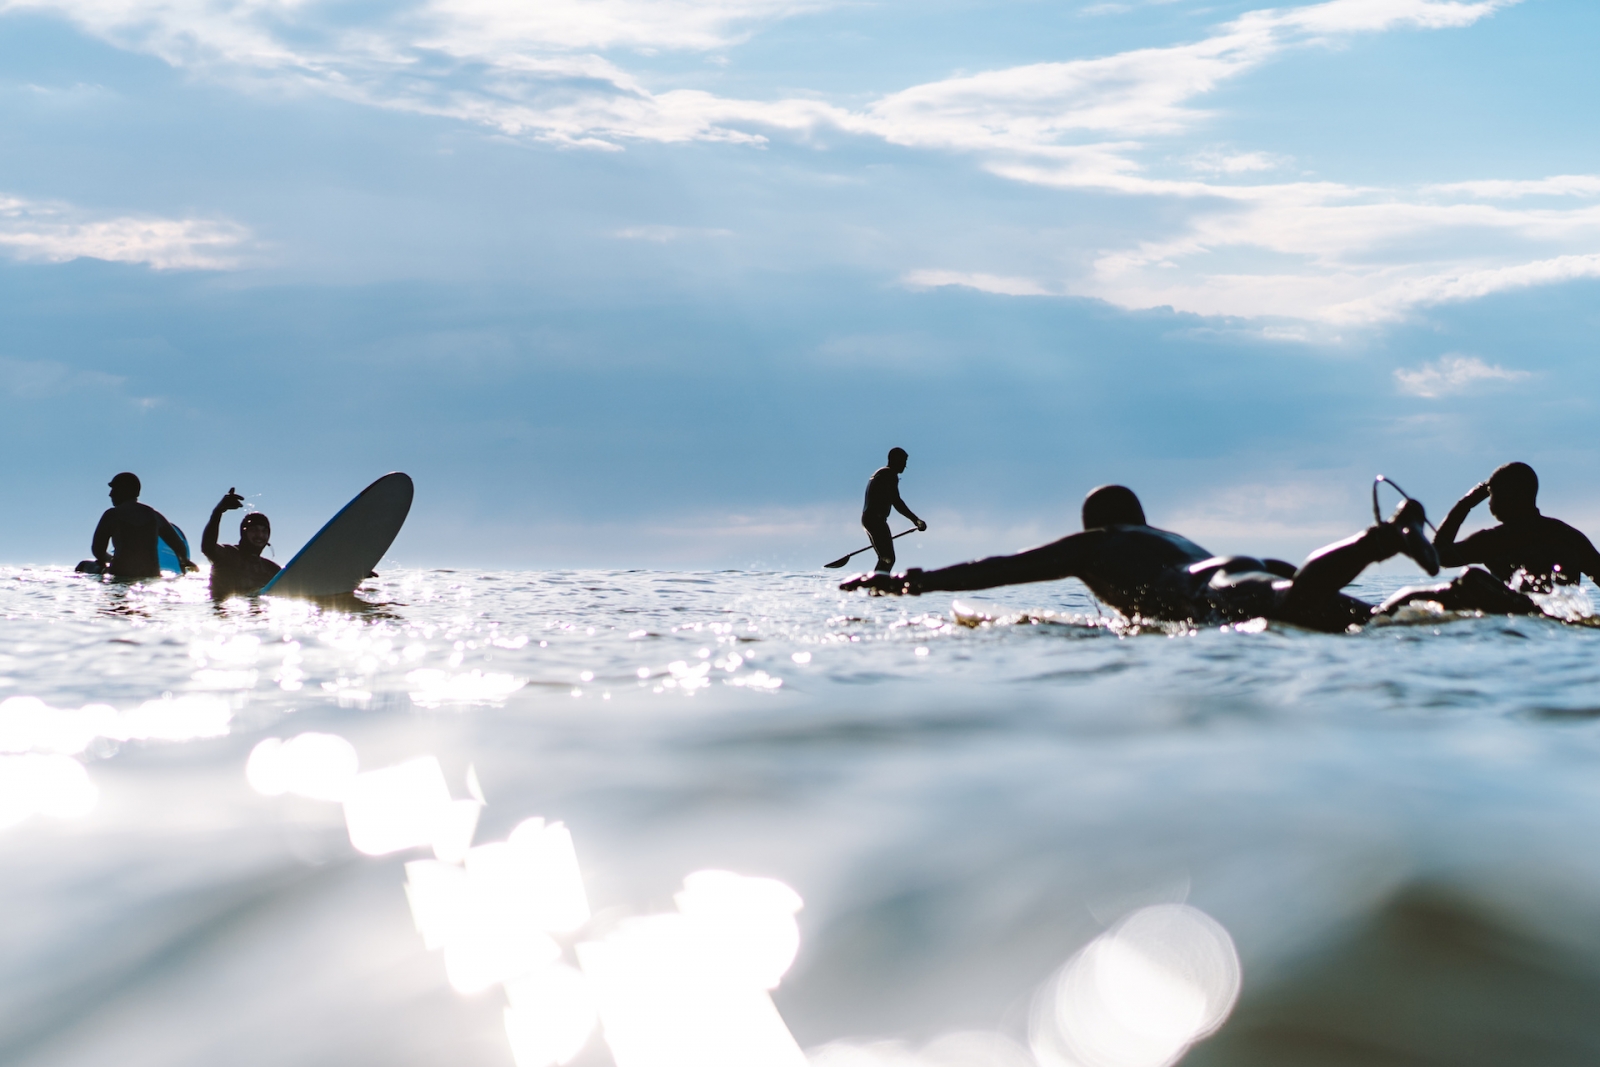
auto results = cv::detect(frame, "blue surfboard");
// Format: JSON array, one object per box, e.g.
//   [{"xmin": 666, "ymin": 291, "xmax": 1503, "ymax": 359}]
[
  {"xmin": 262, "ymin": 473, "xmax": 413, "ymax": 597},
  {"xmin": 157, "ymin": 524, "xmax": 189, "ymax": 576}
]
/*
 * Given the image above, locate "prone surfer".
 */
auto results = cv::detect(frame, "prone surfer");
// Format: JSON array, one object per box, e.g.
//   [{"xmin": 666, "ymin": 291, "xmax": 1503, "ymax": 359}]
[
  {"xmin": 862, "ymin": 448, "xmax": 927, "ymax": 573},
  {"xmin": 841, "ymin": 484, "xmax": 1454, "ymax": 633},
  {"xmin": 81, "ymin": 472, "xmax": 195, "ymax": 579},
  {"xmin": 202, "ymin": 488, "xmax": 281, "ymax": 598}
]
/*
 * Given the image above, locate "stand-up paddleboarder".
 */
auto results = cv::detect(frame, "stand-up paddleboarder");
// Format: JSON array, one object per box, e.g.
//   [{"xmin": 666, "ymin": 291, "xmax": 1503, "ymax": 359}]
[{"xmin": 863, "ymin": 448, "xmax": 926, "ymax": 573}]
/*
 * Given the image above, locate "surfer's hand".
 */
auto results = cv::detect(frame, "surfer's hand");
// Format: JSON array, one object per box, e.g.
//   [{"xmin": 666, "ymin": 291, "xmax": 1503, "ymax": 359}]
[
  {"xmin": 915, "ymin": 519, "xmax": 928, "ymax": 532},
  {"xmin": 840, "ymin": 569, "xmax": 924, "ymax": 596},
  {"xmin": 217, "ymin": 490, "xmax": 245, "ymax": 512},
  {"xmin": 182, "ymin": 560, "xmax": 200, "ymax": 574},
  {"xmin": 1464, "ymin": 482, "xmax": 1490, "ymax": 507}
]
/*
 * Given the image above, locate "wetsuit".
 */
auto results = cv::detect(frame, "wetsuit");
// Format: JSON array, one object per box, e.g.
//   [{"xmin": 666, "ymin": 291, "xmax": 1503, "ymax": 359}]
[
  {"xmin": 202, "ymin": 510, "xmax": 280, "ymax": 597},
  {"xmin": 91, "ymin": 502, "xmax": 188, "ymax": 579},
  {"xmin": 862, "ymin": 467, "xmax": 921, "ymax": 572},
  {"xmin": 1434, "ymin": 504, "xmax": 1600, "ymax": 592}
]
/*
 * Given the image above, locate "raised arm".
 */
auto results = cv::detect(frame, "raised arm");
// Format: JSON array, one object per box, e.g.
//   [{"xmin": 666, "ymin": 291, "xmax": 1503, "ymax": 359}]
[
  {"xmin": 1434, "ymin": 482, "xmax": 1488, "ymax": 567},
  {"xmin": 843, "ymin": 532, "xmax": 1098, "ymax": 595},
  {"xmin": 202, "ymin": 489, "xmax": 245, "ymax": 561}
]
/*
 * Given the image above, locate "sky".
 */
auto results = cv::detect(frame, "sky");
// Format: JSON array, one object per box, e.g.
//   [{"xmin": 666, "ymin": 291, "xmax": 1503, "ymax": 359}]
[{"xmin": 2, "ymin": 0, "xmax": 1599, "ymax": 569}]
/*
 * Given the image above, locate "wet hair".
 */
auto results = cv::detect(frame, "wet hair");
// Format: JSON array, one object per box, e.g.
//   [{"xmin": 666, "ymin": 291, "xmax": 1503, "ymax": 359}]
[
  {"xmin": 888, "ymin": 447, "xmax": 908, "ymax": 463},
  {"xmin": 240, "ymin": 512, "xmax": 271, "ymax": 535},
  {"xmin": 1488, "ymin": 461, "xmax": 1538, "ymax": 515},
  {"xmin": 1082, "ymin": 485, "xmax": 1146, "ymax": 529},
  {"xmin": 108, "ymin": 472, "xmax": 140, "ymax": 499}
]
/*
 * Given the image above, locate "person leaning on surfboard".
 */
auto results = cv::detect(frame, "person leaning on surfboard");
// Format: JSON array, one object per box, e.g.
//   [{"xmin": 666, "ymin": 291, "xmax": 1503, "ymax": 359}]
[
  {"xmin": 202, "ymin": 487, "xmax": 281, "ymax": 598},
  {"xmin": 81, "ymin": 472, "xmax": 196, "ymax": 578}
]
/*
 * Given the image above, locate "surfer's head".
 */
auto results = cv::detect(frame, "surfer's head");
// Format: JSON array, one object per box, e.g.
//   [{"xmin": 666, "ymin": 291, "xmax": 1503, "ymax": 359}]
[
  {"xmin": 240, "ymin": 511, "xmax": 271, "ymax": 551},
  {"xmin": 1488, "ymin": 461, "xmax": 1538, "ymax": 520},
  {"xmin": 1082, "ymin": 485, "xmax": 1146, "ymax": 529},
  {"xmin": 108, "ymin": 472, "xmax": 140, "ymax": 505},
  {"xmin": 888, "ymin": 447, "xmax": 909, "ymax": 473}
]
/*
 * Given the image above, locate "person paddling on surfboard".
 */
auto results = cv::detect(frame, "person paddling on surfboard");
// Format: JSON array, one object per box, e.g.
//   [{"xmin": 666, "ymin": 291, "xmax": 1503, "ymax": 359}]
[
  {"xmin": 862, "ymin": 448, "xmax": 927, "ymax": 574},
  {"xmin": 202, "ymin": 488, "xmax": 281, "ymax": 598},
  {"xmin": 839, "ymin": 483, "xmax": 1499, "ymax": 633},
  {"xmin": 83, "ymin": 472, "xmax": 196, "ymax": 579}
]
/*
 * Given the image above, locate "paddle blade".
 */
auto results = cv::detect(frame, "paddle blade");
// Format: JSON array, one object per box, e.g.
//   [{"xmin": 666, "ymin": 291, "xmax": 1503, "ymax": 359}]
[{"xmin": 823, "ymin": 554, "xmax": 855, "ymax": 569}]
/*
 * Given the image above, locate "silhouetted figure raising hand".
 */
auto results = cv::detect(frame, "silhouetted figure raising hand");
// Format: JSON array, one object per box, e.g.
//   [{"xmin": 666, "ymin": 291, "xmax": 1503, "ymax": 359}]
[
  {"xmin": 202, "ymin": 488, "xmax": 281, "ymax": 598},
  {"xmin": 1434, "ymin": 462, "xmax": 1600, "ymax": 592}
]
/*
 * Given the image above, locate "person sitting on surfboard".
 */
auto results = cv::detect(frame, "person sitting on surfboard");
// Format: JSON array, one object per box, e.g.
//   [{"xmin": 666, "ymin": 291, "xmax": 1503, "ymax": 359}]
[
  {"xmin": 863, "ymin": 448, "xmax": 927, "ymax": 574},
  {"xmin": 840, "ymin": 484, "xmax": 1537, "ymax": 632},
  {"xmin": 202, "ymin": 488, "xmax": 281, "ymax": 597},
  {"xmin": 85, "ymin": 472, "xmax": 196, "ymax": 579},
  {"xmin": 1432, "ymin": 462, "xmax": 1600, "ymax": 593}
]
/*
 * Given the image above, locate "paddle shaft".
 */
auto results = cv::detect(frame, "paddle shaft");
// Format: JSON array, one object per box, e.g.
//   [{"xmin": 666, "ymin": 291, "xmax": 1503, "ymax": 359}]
[{"xmin": 824, "ymin": 527, "xmax": 919, "ymax": 569}]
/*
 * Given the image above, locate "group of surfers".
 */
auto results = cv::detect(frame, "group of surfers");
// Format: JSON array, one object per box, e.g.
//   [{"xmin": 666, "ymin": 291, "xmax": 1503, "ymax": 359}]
[
  {"xmin": 81, "ymin": 473, "xmax": 279, "ymax": 598},
  {"xmin": 848, "ymin": 450, "xmax": 1600, "ymax": 633}
]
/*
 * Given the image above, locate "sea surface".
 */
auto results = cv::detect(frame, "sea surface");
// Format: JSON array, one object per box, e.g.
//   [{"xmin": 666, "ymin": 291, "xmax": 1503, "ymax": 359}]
[{"xmin": 4, "ymin": 564, "xmax": 1600, "ymax": 1067}]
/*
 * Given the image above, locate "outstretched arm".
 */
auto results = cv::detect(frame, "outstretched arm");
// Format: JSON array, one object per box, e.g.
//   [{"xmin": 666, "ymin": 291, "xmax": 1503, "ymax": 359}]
[
  {"xmin": 844, "ymin": 532, "xmax": 1096, "ymax": 595},
  {"xmin": 891, "ymin": 490, "xmax": 926, "ymax": 532},
  {"xmin": 1434, "ymin": 483, "xmax": 1488, "ymax": 567}
]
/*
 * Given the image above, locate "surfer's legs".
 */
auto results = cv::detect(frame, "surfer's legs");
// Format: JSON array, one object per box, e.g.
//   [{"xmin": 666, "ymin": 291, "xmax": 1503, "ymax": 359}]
[{"xmin": 865, "ymin": 519, "xmax": 895, "ymax": 573}]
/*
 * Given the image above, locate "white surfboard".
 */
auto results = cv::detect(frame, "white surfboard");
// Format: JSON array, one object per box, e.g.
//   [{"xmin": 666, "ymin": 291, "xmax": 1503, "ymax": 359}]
[{"xmin": 263, "ymin": 473, "xmax": 413, "ymax": 597}]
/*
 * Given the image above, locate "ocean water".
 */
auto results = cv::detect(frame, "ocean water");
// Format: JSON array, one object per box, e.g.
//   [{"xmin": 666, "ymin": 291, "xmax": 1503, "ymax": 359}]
[{"xmin": 4, "ymin": 564, "xmax": 1600, "ymax": 1067}]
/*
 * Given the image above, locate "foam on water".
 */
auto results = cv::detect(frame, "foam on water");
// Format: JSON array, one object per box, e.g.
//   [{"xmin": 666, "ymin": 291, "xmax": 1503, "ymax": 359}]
[{"xmin": 3, "ymin": 565, "xmax": 1600, "ymax": 1066}]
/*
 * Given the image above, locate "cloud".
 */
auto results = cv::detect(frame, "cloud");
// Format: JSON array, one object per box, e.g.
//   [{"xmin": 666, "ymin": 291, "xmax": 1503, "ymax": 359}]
[
  {"xmin": 0, "ymin": 194, "xmax": 248, "ymax": 269},
  {"xmin": 1426, "ymin": 175, "xmax": 1600, "ymax": 199},
  {"xmin": 8, "ymin": 0, "xmax": 1579, "ymax": 324},
  {"xmin": 1394, "ymin": 354, "xmax": 1530, "ymax": 398},
  {"xmin": 901, "ymin": 270, "xmax": 1055, "ymax": 297}
]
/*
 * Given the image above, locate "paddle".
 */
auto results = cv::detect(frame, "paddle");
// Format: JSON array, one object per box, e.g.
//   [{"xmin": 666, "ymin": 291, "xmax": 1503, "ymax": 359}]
[{"xmin": 824, "ymin": 527, "xmax": 919, "ymax": 570}]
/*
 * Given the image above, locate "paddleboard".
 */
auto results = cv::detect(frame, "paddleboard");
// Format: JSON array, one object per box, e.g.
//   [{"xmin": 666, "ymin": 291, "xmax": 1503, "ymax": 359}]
[
  {"xmin": 157, "ymin": 524, "xmax": 189, "ymax": 575},
  {"xmin": 262, "ymin": 473, "xmax": 413, "ymax": 597}
]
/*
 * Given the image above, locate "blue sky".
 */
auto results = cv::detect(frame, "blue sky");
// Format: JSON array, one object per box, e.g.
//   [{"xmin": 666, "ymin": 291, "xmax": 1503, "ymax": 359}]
[{"xmin": 2, "ymin": 0, "xmax": 1598, "ymax": 568}]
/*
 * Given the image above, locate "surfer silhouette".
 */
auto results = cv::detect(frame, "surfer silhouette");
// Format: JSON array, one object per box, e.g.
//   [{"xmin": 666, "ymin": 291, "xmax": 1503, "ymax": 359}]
[
  {"xmin": 202, "ymin": 488, "xmax": 281, "ymax": 598},
  {"xmin": 863, "ymin": 448, "xmax": 926, "ymax": 573},
  {"xmin": 841, "ymin": 484, "xmax": 1465, "ymax": 632},
  {"xmin": 81, "ymin": 472, "xmax": 195, "ymax": 579},
  {"xmin": 1432, "ymin": 462, "xmax": 1600, "ymax": 592}
]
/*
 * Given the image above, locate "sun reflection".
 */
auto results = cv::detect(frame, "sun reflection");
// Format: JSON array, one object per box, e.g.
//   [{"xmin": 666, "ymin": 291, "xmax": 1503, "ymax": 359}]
[
  {"xmin": 342, "ymin": 755, "xmax": 481, "ymax": 858},
  {"xmin": 0, "ymin": 693, "xmax": 231, "ymax": 752},
  {"xmin": 504, "ymin": 963, "xmax": 599, "ymax": 1067},
  {"xmin": 0, "ymin": 753, "xmax": 97, "ymax": 826},
  {"xmin": 1030, "ymin": 904, "xmax": 1241, "ymax": 1067},
  {"xmin": 406, "ymin": 668, "xmax": 526, "ymax": 708},
  {"xmin": 576, "ymin": 870, "xmax": 807, "ymax": 1067},
  {"xmin": 245, "ymin": 732, "xmax": 359, "ymax": 801}
]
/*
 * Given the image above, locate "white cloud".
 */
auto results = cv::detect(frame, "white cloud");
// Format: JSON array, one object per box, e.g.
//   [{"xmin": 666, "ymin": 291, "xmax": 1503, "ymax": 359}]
[
  {"xmin": 901, "ymin": 270, "xmax": 1055, "ymax": 297},
  {"xmin": 1426, "ymin": 175, "xmax": 1600, "ymax": 199},
  {"xmin": 11, "ymin": 0, "xmax": 1587, "ymax": 324},
  {"xmin": 1394, "ymin": 354, "xmax": 1530, "ymax": 398},
  {"xmin": 1186, "ymin": 149, "xmax": 1285, "ymax": 175},
  {"xmin": 0, "ymin": 195, "xmax": 248, "ymax": 269}
]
